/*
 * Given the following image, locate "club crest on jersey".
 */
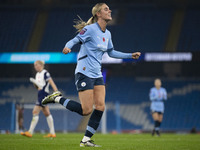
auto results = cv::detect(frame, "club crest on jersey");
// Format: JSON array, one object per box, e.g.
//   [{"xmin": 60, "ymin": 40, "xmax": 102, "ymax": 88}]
[
  {"xmin": 81, "ymin": 82, "xmax": 86, "ymax": 87},
  {"xmin": 80, "ymin": 28, "xmax": 87, "ymax": 35},
  {"xmin": 103, "ymin": 37, "xmax": 105, "ymax": 42}
]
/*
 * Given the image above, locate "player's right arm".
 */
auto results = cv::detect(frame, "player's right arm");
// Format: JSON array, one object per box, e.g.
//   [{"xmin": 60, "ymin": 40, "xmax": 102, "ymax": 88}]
[
  {"xmin": 63, "ymin": 26, "xmax": 91, "ymax": 54},
  {"xmin": 63, "ymin": 47, "xmax": 71, "ymax": 54},
  {"xmin": 63, "ymin": 37, "xmax": 79, "ymax": 54},
  {"xmin": 149, "ymin": 88, "xmax": 158, "ymax": 101},
  {"xmin": 30, "ymin": 77, "xmax": 43, "ymax": 90}
]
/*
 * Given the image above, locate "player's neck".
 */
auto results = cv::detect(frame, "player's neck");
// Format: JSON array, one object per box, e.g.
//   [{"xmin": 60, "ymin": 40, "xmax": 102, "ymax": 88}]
[
  {"xmin": 38, "ymin": 68, "xmax": 43, "ymax": 72},
  {"xmin": 156, "ymin": 87, "xmax": 161, "ymax": 90},
  {"xmin": 97, "ymin": 19, "xmax": 107, "ymax": 32}
]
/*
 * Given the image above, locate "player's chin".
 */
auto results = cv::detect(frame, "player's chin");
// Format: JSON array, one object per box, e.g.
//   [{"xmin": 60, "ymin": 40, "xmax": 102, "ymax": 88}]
[{"xmin": 106, "ymin": 17, "xmax": 112, "ymax": 22}]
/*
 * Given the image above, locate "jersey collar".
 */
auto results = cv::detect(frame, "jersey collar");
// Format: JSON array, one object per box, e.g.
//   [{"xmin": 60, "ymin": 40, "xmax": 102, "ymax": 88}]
[{"xmin": 95, "ymin": 22, "xmax": 106, "ymax": 33}]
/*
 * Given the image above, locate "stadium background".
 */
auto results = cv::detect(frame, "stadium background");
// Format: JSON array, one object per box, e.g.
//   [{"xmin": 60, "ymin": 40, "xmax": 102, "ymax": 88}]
[{"xmin": 0, "ymin": 0, "xmax": 199, "ymax": 134}]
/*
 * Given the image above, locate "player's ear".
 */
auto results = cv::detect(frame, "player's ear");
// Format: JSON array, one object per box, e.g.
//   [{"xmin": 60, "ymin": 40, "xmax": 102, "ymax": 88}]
[{"xmin": 96, "ymin": 11, "xmax": 101, "ymax": 17}]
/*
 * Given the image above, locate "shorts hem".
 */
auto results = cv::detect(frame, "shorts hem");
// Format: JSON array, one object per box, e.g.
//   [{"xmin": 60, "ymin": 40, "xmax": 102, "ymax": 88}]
[{"xmin": 151, "ymin": 110, "xmax": 164, "ymax": 114}]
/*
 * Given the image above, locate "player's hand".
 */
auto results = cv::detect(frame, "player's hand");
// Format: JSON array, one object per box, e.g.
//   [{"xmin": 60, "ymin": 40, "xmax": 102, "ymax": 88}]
[
  {"xmin": 132, "ymin": 52, "xmax": 141, "ymax": 59},
  {"xmin": 63, "ymin": 47, "xmax": 71, "ymax": 54},
  {"xmin": 29, "ymin": 77, "xmax": 35, "ymax": 83},
  {"xmin": 33, "ymin": 84, "xmax": 39, "ymax": 89}
]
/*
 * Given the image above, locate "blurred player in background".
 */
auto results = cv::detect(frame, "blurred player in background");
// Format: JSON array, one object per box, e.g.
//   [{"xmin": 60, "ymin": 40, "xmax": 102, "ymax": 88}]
[
  {"xmin": 21, "ymin": 60, "xmax": 58, "ymax": 138},
  {"xmin": 149, "ymin": 78, "xmax": 167, "ymax": 136},
  {"xmin": 16, "ymin": 103, "xmax": 24, "ymax": 132},
  {"xmin": 42, "ymin": 3, "xmax": 141, "ymax": 147}
]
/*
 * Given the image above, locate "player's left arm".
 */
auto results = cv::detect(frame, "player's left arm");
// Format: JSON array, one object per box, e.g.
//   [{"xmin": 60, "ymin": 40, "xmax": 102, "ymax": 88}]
[
  {"xmin": 108, "ymin": 49, "xmax": 141, "ymax": 59},
  {"xmin": 48, "ymin": 78, "xmax": 58, "ymax": 92},
  {"xmin": 163, "ymin": 88, "xmax": 167, "ymax": 100},
  {"xmin": 45, "ymin": 71, "xmax": 58, "ymax": 92},
  {"xmin": 107, "ymin": 32, "xmax": 141, "ymax": 59}
]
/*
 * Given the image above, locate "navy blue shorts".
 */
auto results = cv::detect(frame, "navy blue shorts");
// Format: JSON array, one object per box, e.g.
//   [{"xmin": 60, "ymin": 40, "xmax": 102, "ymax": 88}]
[
  {"xmin": 75, "ymin": 73, "xmax": 105, "ymax": 91},
  {"xmin": 36, "ymin": 90, "xmax": 49, "ymax": 107}
]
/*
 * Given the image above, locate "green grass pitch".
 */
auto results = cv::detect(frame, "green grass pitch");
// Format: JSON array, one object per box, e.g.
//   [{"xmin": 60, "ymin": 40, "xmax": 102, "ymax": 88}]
[{"xmin": 0, "ymin": 133, "xmax": 199, "ymax": 150}]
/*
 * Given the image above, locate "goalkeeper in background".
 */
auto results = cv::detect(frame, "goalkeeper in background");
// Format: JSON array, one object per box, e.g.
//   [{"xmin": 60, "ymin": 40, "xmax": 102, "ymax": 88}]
[
  {"xmin": 21, "ymin": 60, "xmax": 58, "ymax": 138},
  {"xmin": 149, "ymin": 78, "xmax": 167, "ymax": 136}
]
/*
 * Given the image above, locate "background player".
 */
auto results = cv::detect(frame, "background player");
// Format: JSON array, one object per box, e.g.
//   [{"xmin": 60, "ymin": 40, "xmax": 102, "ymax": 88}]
[
  {"xmin": 21, "ymin": 60, "xmax": 58, "ymax": 138},
  {"xmin": 149, "ymin": 78, "xmax": 167, "ymax": 136},
  {"xmin": 42, "ymin": 3, "xmax": 141, "ymax": 147}
]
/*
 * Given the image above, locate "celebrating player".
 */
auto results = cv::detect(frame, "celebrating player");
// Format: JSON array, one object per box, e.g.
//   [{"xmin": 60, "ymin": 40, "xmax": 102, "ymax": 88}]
[
  {"xmin": 21, "ymin": 60, "xmax": 58, "ymax": 138},
  {"xmin": 149, "ymin": 78, "xmax": 167, "ymax": 136},
  {"xmin": 42, "ymin": 3, "xmax": 141, "ymax": 147}
]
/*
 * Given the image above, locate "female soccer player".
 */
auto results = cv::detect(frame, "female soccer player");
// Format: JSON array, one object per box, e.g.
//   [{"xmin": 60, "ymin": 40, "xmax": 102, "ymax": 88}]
[
  {"xmin": 42, "ymin": 3, "xmax": 141, "ymax": 147},
  {"xmin": 21, "ymin": 60, "xmax": 58, "ymax": 138},
  {"xmin": 149, "ymin": 78, "xmax": 167, "ymax": 136}
]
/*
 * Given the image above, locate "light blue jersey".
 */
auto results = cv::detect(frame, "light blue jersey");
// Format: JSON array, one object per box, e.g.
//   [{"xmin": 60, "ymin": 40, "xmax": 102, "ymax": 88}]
[
  {"xmin": 65, "ymin": 22, "xmax": 132, "ymax": 78},
  {"xmin": 149, "ymin": 87, "xmax": 167, "ymax": 113}
]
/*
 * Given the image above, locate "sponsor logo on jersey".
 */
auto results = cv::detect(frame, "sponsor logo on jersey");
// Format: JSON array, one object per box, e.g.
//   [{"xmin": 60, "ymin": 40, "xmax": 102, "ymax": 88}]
[
  {"xmin": 103, "ymin": 37, "xmax": 105, "ymax": 42},
  {"xmin": 80, "ymin": 28, "xmax": 87, "ymax": 35},
  {"xmin": 97, "ymin": 44, "xmax": 107, "ymax": 51}
]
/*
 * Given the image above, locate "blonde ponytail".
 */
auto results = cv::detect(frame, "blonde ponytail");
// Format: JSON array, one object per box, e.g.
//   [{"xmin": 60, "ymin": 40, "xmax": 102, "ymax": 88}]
[
  {"xmin": 73, "ymin": 3, "xmax": 105, "ymax": 32},
  {"xmin": 73, "ymin": 16, "xmax": 96, "ymax": 32}
]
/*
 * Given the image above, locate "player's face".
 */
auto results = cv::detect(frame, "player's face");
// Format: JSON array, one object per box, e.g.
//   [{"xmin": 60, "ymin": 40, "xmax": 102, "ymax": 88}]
[
  {"xmin": 98, "ymin": 4, "xmax": 112, "ymax": 22},
  {"xmin": 34, "ymin": 62, "xmax": 43, "ymax": 72},
  {"xmin": 154, "ymin": 79, "xmax": 162, "ymax": 88}
]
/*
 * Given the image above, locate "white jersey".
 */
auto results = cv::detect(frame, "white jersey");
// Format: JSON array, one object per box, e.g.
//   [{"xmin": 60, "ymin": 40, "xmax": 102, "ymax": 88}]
[{"xmin": 35, "ymin": 69, "xmax": 51, "ymax": 93}]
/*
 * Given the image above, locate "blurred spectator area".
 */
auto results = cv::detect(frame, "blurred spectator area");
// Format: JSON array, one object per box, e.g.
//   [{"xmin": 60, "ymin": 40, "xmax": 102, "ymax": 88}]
[
  {"xmin": 0, "ymin": 7, "xmax": 37, "ymax": 52},
  {"xmin": 0, "ymin": 2, "xmax": 200, "ymax": 52}
]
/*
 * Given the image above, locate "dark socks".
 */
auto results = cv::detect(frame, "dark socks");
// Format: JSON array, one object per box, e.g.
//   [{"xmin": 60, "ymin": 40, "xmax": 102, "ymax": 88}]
[
  {"xmin": 158, "ymin": 121, "xmax": 161, "ymax": 128},
  {"xmin": 85, "ymin": 109, "xmax": 103, "ymax": 138},
  {"xmin": 153, "ymin": 120, "xmax": 161, "ymax": 136},
  {"xmin": 59, "ymin": 98, "xmax": 103, "ymax": 138},
  {"xmin": 155, "ymin": 121, "xmax": 162, "ymax": 129},
  {"xmin": 154, "ymin": 120, "xmax": 160, "ymax": 130},
  {"xmin": 59, "ymin": 97, "xmax": 83, "ymax": 116}
]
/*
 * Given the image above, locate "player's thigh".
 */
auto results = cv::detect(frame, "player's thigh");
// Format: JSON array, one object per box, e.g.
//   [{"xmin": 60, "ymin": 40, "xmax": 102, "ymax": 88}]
[
  {"xmin": 78, "ymin": 89, "xmax": 94, "ymax": 115},
  {"xmin": 152, "ymin": 112, "xmax": 159, "ymax": 120},
  {"xmin": 93, "ymin": 85, "xmax": 105, "ymax": 111},
  {"xmin": 158, "ymin": 113, "xmax": 163, "ymax": 122},
  {"xmin": 32, "ymin": 105, "xmax": 42, "ymax": 115},
  {"xmin": 42, "ymin": 106, "xmax": 51, "ymax": 117}
]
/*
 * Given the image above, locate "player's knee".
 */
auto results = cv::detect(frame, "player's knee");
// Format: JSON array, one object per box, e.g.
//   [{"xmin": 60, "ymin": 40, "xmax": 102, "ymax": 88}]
[
  {"xmin": 32, "ymin": 110, "xmax": 39, "ymax": 115},
  {"xmin": 44, "ymin": 112, "xmax": 50, "ymax": 117},
  {"xmin": 82, "ymin": 107, "xmax": 93, "ymax": 116},
  {"xmin": 95, "ymin": 103, "xmax": 105, "ymax": 111}
]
